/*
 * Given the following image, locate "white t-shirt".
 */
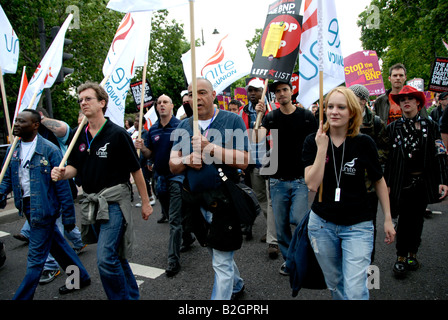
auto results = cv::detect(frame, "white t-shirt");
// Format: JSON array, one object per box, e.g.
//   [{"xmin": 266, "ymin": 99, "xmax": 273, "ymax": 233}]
[{"xmin": 19, "ymin": 137, "xmax": 37, "ymax": 197}]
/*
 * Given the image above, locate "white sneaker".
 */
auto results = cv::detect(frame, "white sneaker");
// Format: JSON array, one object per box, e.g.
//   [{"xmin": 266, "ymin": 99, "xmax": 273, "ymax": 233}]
[
  {"xmin": 135, "ymin": 202, "xmax": 142, "ymax": 207},
  {"xmin": 150, "ymin": 197, "xmax": 156, "ymax": 205}
]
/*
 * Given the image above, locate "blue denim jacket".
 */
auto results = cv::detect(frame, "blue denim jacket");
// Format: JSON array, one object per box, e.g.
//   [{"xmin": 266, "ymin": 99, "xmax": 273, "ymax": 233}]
[{"xmin": 0, "ymin": 134, "xmax": 75, "ymax": 226}]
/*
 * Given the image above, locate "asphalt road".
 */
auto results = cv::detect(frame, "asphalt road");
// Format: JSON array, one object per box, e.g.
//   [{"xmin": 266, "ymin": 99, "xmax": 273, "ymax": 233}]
[{"xmin": 0, "ymin": 189, "xmax": 447, "ymax": 311}]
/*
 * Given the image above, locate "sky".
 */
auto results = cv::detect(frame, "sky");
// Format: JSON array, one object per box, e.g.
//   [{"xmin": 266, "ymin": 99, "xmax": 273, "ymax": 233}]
[{"xmin": 167, "ymin": 0, "xmax": 372, "ymax": 58}]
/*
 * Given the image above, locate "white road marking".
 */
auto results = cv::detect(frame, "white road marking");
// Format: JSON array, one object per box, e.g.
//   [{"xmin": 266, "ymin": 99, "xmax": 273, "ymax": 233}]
[
  {"xmin": 129, "ymin": 263, "xmax": 165, "ymax": 279},
  {"xmin": 0, "ymin": 231, "xmax": 10, "ymax": 238}
]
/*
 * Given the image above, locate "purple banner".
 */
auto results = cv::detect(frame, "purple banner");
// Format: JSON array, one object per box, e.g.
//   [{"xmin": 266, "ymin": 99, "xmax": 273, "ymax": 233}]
[{"xmin": 344, "ymin": 50, "xmax": 385, "ymax": 96}]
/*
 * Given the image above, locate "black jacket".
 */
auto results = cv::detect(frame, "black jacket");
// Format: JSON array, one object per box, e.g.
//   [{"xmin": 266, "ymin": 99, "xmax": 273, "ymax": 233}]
[{"xmin": 385, "ymin": 117, "xmax": 448, "ymax": 208}]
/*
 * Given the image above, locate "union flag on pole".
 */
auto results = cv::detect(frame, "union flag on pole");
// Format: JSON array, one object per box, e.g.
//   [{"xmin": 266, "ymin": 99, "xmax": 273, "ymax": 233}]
[
  {"xmin": 0, "ymin": 5, "xmax": 19, "ymax": 74},
  {"xmin": 102, "ymin": 11, "xmax": 152, "ymax": 126},
  {"xmin": 17, "ymin": 14, "xmax": 73, "ymax": 114},
  {"xmin": 106, "ymin": 0, "xmax": 189, "ymax": 12},
  {"xmin": 297, "ymin": 0, "xmax": 345, "ymax": 108},
  {"xmin": 181, "ymin": 33, "xmax": 253, "ymax": 94}
]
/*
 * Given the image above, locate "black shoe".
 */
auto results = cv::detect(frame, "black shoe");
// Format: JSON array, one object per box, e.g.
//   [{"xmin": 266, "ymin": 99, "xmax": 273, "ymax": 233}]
[
  {"xmin": 13, "ymin": 234, "xmax": 29, "ymax": 243},
  {"xmin": 59, "ymin": 278, "xmax": 91, "ymax": 294},
  {"xmin": 39, "ymin": 269, "xmax": 61, "ymax": 284},
  {"xmin": 180, "ymin": 234, "xmax": 196, "ymax": 252},
  {"xmin": 407, "ymin": 253, "xmax": 420, "ymax": 271},
  {"xmin": 231, "ymin": 285, "xmax": 245, "ymax": 300},
  {"xmin": 166, "ymin": 262, "xmax": 181, "ymax": 277},
  {"xmin": 393, "ymin": 256, "xmax": 407, "ymax": 278},
  {"xmin": 157, "ymin": 216, "xmax": 168, "ymax": 223}
]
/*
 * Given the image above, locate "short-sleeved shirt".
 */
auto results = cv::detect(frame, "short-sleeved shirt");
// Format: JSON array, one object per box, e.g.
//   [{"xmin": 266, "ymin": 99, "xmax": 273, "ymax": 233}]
[
  {"xmin": 262, "ymin": 107, "xmax": 318, "ymax": 180},
  {"xmin": 145, "ymin": 116, "xmax": 181, "ymax": 177},
  {"xmin": 172, "ymin": 110, "xmax": 249, "ymax": 193},
  {"xmin": 302, "ymin": 133, "xmax": 383, "ymax": 225},
  {"xmin": 68, "ymin": 119, "xmax": 141, "ymax": 194}
]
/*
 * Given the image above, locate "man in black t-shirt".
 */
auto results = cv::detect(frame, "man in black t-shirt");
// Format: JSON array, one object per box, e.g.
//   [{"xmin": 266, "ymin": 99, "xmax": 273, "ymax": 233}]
[
  {"xmin": 256, "ymin": 81, "xmax": 318, "ymax": 275},
  {"xmin": 52, "ymin": 82, "xmax": 152, "ymax": 300}
]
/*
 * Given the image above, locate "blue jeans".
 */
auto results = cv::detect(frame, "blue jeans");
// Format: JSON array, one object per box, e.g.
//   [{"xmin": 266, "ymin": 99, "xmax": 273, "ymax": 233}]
[
  {"xmin": 96, "ymin": 203, "xmax": 139, "ymax": 300},
  {"xmin": 201, "ymin": 208, "xmax": 244, "ymax": 300},
  {"xmin": 307, "ymin": 211, "xmax": 373, "ymax": 300},
  {"xmin": 207, "ymin": 248, "xmax": 244, "ymax": 300},
  {"xmin": 13, "ymin": 199, "xmax": 90, "ymax": 300},
  {"xmin": 21, "ymin": 217, "xmax": 85, "ymax": 271},
  {"xmin": 269, "ymin": 178, "xmax": 309, "ymax": 260}
]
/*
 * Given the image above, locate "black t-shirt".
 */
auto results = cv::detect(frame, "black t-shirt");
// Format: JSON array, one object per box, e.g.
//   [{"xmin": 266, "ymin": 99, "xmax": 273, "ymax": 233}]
[
  {"xmin": 262, "ymin": 107, "xmax": 318, "ymax": 180},
  {"xmin": 68, "ymin": 119, "xmax": 141, "ymax": 194},
  {"xmin": 302, "ymin": 133, "xmax": 383, "ymax": 225}
]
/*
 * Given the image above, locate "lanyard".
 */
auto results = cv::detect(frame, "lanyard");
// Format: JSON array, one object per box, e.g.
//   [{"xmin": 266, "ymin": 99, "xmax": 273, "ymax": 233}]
[
  {"xmin": 330, "ymin": 137, "xmax": 345, "ymax": 202},
  {"xmin": 203, "ymin": 108, "xmax": 216, "ymax": 138},
  {"xmin": 85, "ymin": 119, "xmax": 107, "ymax": 154}
]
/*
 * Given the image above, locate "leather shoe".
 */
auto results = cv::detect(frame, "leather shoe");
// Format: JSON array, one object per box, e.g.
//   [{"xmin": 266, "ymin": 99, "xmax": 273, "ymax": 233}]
[
  {"xmin": 13, "ymin": 234, "xmax": 29, "ymax": 243},
  {"xmin": 393, "ymin": 256, "xmax": 407, "ymax": 278},
  {"xmin": 166, "ymin": 262, "xmax": 180, "ymax": 277},
  {"xmin": 407, "ymin": 253, "xmax": 420, "ymax": 271},
  {"xmin": 59, "ymin": 278, "xmax": 91, "ymax": 294}
]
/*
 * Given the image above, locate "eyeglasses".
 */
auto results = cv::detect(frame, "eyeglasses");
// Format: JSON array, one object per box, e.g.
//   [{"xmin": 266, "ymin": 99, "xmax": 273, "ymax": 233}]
[{"xmin": 78, "ymin": 97, "xmax": 97, "ymax": 104}]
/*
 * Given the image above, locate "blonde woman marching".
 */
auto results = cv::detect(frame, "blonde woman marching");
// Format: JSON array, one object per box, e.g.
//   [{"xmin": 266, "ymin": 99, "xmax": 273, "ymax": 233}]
[{"xmin": 302, "ymin": 87, "xmax": 395, "ymax": 300}]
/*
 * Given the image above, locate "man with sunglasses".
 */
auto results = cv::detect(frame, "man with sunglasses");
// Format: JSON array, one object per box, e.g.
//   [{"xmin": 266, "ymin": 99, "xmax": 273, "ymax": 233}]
[{"xmin": 51, "ymin": 81, "xmax": 152, "ymax": 300}]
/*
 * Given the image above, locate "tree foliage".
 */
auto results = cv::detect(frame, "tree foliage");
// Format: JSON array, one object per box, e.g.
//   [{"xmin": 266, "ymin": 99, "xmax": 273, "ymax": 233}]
[
  {"xmin": 357, "ymin": 0, "xmax": 448, "ymax": 90},
  {"xmin": 1, "ymin": 1, "xmax": 189, "ymax": 131}
]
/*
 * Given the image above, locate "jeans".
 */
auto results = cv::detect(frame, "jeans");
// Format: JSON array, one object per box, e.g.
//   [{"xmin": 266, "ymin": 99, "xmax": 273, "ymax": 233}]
[
  {"xmin": 21, "ymin": 217, "xmax": 85, "ymax": 271},
  {"xmin": 269, "ymin": 178, "xmax": 309, "ymax": 260},
  {"xmin": 208, "ymin": 248, "xmax": 244, "ymax": 300},
  {"xmin": 13, "ymin": 199, "xmax": 90, "ymax": 300},
  {"xmin": 96, "ymin": 203, "xmax": 139, "ymax": 300},
  {"xmin": 308, "ymin": 211, "xmax": 373, "ymax": 300},
  {"xmin": 201, "ymin": 207, "xmax": 244, "ymax": 300}
]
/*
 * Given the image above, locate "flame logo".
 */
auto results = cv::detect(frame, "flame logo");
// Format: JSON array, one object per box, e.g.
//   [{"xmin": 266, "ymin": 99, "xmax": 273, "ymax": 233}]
[
  {"xmin": 112, "ymin": 13, "xmax": 135, "ymax": 53},
  {"xmin": 200, "ymin": 34, "xmax": 228, "ymax": 76}
]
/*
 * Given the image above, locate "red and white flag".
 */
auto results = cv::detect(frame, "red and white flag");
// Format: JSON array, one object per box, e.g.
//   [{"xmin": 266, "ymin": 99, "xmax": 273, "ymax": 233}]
[
  {"xmin": 17, "ymin": 14, "xmax": 73, "ymax": 114},
  {"xmin": 443, "ymin": 39, "xmax": 448, "ymax": 53},
  {"xmin": 102, "ymin": 11, "xmax": 152, "ymax": 126},
  {"xmin": 297, "ymin": 0, "xmax": 345, "ymax": 108},
  {"xmin": 181, "ymin": 33, "xmax": 253, "ymax": 94},
  {"xmin": 0, "ymin": 5, "xmax": 19, "ymax": 75},
  {"xmin": 106, "ymin": 0, "xmax": 189, "ymax": 12},
  {"xmin": 144, "ymin": 106, "xmax": 158, "ymax": 130},
  {"xmin": 13, "ymin": 67, "xmax": 28, "ymax": 120}
]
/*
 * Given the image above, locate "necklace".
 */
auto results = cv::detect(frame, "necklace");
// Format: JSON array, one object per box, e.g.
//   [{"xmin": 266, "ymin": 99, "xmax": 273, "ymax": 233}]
[
  {"xmin": 330, "ymin": 137, "xmax": 345, "ymax": 202},
  {"xmin": 85, "ymin": 119, "xmax": 107, "ymax": 154}
]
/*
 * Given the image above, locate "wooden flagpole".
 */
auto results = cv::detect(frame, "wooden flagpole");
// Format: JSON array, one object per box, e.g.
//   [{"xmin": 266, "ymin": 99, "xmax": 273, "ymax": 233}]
[
  {"xmin": 0, "ymin": 67, "xmax": 13, "ymax": 143},
  {"xmin": 0, "ymin": 90, "xmax": 39, "ymax": 185},
  {"xmin": 254, "ymin": 78, "xmax": 269, "ymax": 129},
  {"xmin": 136, "ymin": 62, "xmax": 148, "ymax": 157},
  {"xmin": 189, "ymin": 0, "xmax": 199, "ymax": 137}
]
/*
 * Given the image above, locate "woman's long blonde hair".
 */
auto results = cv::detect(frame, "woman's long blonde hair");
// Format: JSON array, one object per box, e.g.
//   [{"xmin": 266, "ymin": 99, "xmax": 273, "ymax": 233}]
[{"xmin": 323, "ymin": 86, "xmax": 363, "ymax": 137}]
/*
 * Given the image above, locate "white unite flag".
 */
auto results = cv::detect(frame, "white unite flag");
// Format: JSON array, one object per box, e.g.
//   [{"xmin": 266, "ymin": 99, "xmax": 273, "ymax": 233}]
[
  {"xmin": 106, "ymin": 0, "xmax": 189, "ymax": 12},
  {"xmin": 0, "ymin": 5, "xmax": 19, "ymax": 74},
  {"xmin": 17, "ymin": 14, "xmax": 73, "ymax": 116},
  {"xmin": 181, "ymin": 34, "xmax": 253, "ymax": 94},
  {"xmin": 297, "ymin": 0, "xmax": 345, "ymax": 108},
  {"xmin": 102, "ymin": 11, "xmax": 152, "ymax": 127}
]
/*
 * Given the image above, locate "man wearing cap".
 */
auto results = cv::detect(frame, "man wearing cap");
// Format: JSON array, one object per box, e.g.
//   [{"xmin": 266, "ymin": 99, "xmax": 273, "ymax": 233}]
[
  {"xmin": 239, "ymin": 78, "xmax": 279, "ymax": 258},
  {"xmin": 375, "ymin": 63, "xmax": 429, "ymax": 125},
  {"xmin": 385, "ymin": 85, "xmax": 448, "ymax": 278},
  {"xmin": 256, "ymin": 80, "xmax": 318, "ymax": 275}
]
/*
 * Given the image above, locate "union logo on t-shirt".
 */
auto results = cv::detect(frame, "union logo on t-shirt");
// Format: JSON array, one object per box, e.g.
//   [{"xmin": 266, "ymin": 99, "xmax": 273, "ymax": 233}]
[{"xmin": 96, "ymin": 143, "xmax": 110, "ymax": 158}]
